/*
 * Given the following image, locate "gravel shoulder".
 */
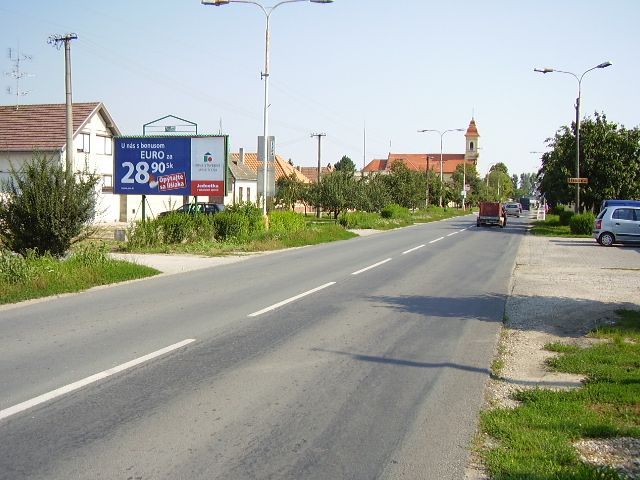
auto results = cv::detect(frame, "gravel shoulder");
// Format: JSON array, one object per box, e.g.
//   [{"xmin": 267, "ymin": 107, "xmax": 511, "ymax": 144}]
[{"xmin": 465, "ymin": 231, "xmax": 640, "ymax": 479}]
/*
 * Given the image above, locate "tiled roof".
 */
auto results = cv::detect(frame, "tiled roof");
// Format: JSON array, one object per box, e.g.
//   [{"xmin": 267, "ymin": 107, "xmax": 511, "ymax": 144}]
[
  {"xmin": 0, "ymin": 102, "xmax": 119, "ymax": 152},
  {"xmin": 230, "ymin": 152, "xmax": 313, "ymax": 183},
  {"xmin": 228, "ymin": 159, "xmax": 257, "ymax": 181},
  {"xmin": 364, "ymin": 153, "xmax": 472, "ymax": 174},
  {"xmin": 465, "ymin": 118, "xmax": 480, "ymax": 137},
  {"xmin": 297, "ymin": 165, "xmax": 334, "ymax": 183}
]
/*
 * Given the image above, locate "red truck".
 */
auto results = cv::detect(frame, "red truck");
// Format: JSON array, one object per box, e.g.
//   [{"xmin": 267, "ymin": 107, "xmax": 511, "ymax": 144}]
[{"xmin": 477, "ymin": 202, "xmax": 507, "ymax": 228}]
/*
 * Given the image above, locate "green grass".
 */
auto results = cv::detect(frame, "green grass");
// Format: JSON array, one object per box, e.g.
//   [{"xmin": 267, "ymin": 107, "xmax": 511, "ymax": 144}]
[
  {"xmin": 0, "ymin": 243, "xmax": 158, "ymax": 305},
  {"xmin": 479, "ymin": 309, "xmax": 640, "ymax": 479},
  {"xmin": 530, "ymin": 214, "xmax": 592, "ymax": 238}
]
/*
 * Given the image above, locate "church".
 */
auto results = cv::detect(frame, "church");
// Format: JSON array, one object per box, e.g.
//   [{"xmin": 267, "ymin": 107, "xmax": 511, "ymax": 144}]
[{"xmin": 362, "ymin": 118, "xmax": 480, "ymax": 183}]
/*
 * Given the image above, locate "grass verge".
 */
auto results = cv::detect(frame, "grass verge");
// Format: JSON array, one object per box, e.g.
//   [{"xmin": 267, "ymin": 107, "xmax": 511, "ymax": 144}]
[{"xmin": 479, "ymin": 309, "xmax": 640, "ymax": 479}]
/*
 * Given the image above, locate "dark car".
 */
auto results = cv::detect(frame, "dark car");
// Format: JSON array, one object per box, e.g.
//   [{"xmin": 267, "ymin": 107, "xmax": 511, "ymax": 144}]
[{"xmin": 158, "ymin": 202, "xmax": 225, "ymax": 217}]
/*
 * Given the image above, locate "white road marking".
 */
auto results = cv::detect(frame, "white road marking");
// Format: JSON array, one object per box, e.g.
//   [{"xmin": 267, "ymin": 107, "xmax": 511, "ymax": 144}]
[
  {"xmin": 429, "ymin": 236, "xmax": 444, "ymax": 244},
  {"xmin": 248, "ymin": 282, "xmax": 336, "ymax": 317},
  {"xmin": 351, "ymin": 258, "xmax": 392, "ymax": 275},
  {"xmin": 402, "ymin": 245, "xmax": 425, "ymax": 254},
  {"xmin": 0, "ymin": 338, "xmax": 196, "ymax": 422}
]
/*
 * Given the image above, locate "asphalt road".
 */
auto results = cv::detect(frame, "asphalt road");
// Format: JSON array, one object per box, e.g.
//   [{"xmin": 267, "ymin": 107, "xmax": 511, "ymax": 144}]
[{"xmin": 0, "ymin": 214, "xmax": 525, "ymax": 479}]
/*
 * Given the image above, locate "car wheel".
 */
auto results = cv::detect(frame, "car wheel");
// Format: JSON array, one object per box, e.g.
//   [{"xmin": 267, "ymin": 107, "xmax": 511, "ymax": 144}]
[{"xmin": 598, "ymin": 232, "xmax": 615, "ymax": 246}]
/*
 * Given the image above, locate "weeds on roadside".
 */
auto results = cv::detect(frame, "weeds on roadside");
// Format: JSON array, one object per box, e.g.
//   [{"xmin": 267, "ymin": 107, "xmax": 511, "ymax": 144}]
[{"xmin": 479, "ymin": 309, "xmax": 640, "ymax": 479}]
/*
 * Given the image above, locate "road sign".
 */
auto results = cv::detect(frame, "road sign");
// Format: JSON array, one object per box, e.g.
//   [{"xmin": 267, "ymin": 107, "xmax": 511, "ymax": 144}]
[{"xmin": 568, "ymin": 178, "xmax": 588, "ymax": 184}]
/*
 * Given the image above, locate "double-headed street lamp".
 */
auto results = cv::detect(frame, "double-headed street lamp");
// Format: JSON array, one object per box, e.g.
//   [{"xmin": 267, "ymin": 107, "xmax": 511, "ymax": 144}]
[
  {"xmin": 202, "ymin": 0, "xmax": 333, "ymax": 215},
  {"xmin": 534, "ymin": 62, "xmax": 612, "ymax": 213},
  {"xmin": 418, "ymin": 128, "xmax": 464, "ymax": 207}
]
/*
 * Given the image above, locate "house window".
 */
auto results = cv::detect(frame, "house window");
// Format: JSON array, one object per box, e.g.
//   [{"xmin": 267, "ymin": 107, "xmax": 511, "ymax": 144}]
[
  {"xmin": 96, "ymin": 136, "xmax": 112, "ymax": 155},
  {"xmin": 238, "ymin": 187, "xmax": 243, "ymax": 204},
  {"xmin": 102, "ymin": 174, "xmax": 113, "ymax": 192},
  {"xmin": 78, "ymin": 133, "xmax": 90, "ymax": 153},
  {"xmin": 246, "ymin": 187, "xmax": 251, "ymax": 201}
]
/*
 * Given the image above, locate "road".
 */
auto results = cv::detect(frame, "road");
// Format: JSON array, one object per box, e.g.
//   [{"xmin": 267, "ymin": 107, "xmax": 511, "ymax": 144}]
[{"xmin": 0, "ymin": 214, "xmax": 526, "ymax": 479}]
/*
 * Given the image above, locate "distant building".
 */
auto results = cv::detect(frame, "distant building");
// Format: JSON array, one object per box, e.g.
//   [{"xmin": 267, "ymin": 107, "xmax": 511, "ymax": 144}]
[{"xmin": 362, "ymin": 118, "xmax": 481, "ymax": 182}]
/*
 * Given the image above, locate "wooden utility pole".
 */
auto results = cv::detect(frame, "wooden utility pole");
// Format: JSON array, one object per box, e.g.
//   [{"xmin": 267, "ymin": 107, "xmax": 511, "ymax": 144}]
[{"xmin": 311, "ymin": 133, "xmax": 325, "ymax": 218}]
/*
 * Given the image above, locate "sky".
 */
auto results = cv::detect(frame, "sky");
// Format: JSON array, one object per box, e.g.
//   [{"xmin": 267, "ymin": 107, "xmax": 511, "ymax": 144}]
[{"xmin": 1, "ymin": 0, "xmax": 639, "ymax": 179}]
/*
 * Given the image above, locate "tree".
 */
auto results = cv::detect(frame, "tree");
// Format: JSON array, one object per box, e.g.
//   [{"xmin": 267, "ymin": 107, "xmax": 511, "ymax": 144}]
[
  {"xmin": 275, "ymin": 171, "xmax": 306, "ymax": 211},
  {"xmin": 0, "ymin": 154, "xmax": 100, "ymax": 258},
  {"xmin": 310, "ymin": 170, "xmax": 358, "ymax": 218},
  {"xmin": 451, "ymin": 162, "xmax": 481, "ymax": 207},
  {"xmin": 383, "ymin": 161, "xmax": 425, "ymax": 209},
  {"xmin": 334, "ymin": 155, "xmax": 356, "ymax": 172},
  {"xmin": 538, "ymin": 112, "xmax": 640, "ymax": 212}
]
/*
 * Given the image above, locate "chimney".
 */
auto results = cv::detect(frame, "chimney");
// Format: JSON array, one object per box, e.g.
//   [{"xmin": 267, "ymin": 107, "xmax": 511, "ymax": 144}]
[{"xmin": 239, "ymin": 148, "xmax": 245, "ymax": 164}]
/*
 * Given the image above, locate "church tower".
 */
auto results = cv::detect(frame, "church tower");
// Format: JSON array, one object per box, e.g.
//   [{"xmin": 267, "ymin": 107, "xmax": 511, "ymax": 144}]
[{"xmin": 464, "ymin": 118, "xmax": 480, "ymax": 169}]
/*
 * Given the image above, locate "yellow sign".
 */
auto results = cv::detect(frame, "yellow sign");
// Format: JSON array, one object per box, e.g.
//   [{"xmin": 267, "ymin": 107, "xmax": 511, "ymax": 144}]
[{"xmin": 568, "ymin": 178, "xmax": 588, "ymax": 184}]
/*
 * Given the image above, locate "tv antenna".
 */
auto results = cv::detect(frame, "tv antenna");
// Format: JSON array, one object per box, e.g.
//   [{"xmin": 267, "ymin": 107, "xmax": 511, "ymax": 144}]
[{"xmin": 5, "ymin": 47, "xmax": 34, "ymax": 109}]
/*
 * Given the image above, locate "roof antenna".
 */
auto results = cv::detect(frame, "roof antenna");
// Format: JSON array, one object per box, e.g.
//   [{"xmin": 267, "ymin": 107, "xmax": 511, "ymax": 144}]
[{"xmin": 5, "ymin": 46, "xmax": 34, "ymax": 110}]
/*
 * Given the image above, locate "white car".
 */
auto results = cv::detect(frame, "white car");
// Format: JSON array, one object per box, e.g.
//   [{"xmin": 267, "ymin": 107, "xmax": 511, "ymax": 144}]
[
  {"xmin": 504, "ymin": 203, "xmax": 521, "ymax": 217},
  {"xmin": 593, "ymin": 206, "xmax": 640, "ymax": 246}
]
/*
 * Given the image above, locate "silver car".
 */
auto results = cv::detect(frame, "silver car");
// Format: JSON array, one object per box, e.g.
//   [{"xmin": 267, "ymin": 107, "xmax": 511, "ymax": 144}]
[{"xmin": 593, "ymin": 206, "xmax": 640, "ymax": 246}]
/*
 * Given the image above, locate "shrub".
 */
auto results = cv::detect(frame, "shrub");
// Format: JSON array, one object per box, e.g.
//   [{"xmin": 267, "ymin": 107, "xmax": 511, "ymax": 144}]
[
  {"xmin": 338, "ymin": 211, "xmax": 381, "ymax": 229},
  {"xmin": 558, "ymin": 210, "xmax": 575, "ymax": 226},
  {"xmin": 381, "ymin": 204, "xmax": 410, "ymax": 219},
  {"xmin": 268, "ymin": 211, "xmax": 305, "ymax": 233},
  {"xmin": 569, "ymin": 212, "xmax": 596, "ymax": 235},
  {"xmin": 213, "ymin": 211, "xmax": 250, "ymax": 241},
  {"xmin": 0, "ymin": 249, "xmax": 34, "ymax": 284},
  {"xmin": 224, "ymin": 202, "xmax": 265, "ymax": 234},
  {"xmin": 550, "ymin": 205, "xmax": 565, "ymax": 215},
  {"xmin": 0, "ymin": 154, "xmax": 101, "ymax": 258}
]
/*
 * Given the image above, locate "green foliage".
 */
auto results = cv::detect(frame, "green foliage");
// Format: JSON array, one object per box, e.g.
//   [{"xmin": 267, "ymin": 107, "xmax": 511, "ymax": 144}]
[
  {"xmin": 338, "ymin": 211, "xmax": 382, "ymax": 229},
  {"xmin": 384, "ymin": 162, "xmax": 426, "ymax": 209},
  {"xmin": 559, "ymin": 209, "xmax": 575, "ymax": 226},
  {"xmin": 333, "ymin": 155, "xmax": 356, "ymax": 172},
  {"xmin": 275, "ymin": 172, "xmax": 307, "ymax": 210},
  {"xmin": 0, "ymin": 249, "xmax": 35, "ymax": 284},
  {"xmin": 268, "ymin": 211, "xmax": 305, "ymax": 233},
  {"xmin": 309, "ymin": 170, "xmax": 358, "ymax": 218},
  {"xmin": 0, "ymin": 154, "xmax": 101, "ymax": 258},
  {"xmin": 380, "ymin": 203, "xmax": 410, "ymax": 219},
  {"xmin": 551, "ymin": 205, "xmax": 566, "ymax": 215},
  {"xmin": 539, "ymin": 112, "xmax": 640, "ymax": 212},
  {"xmin": 569, "ymin": 212, "xmax": 596, "ymax": 235},
  {"xmin": 224, "ymin": 202, "xmax": 265, "ymax": 234},
  {"xmin": 213, "ymin": 211, "xmax": 250, "ymax": 241},
  {"xmin": 479, "ymin": 309, "xmax": 640, "ymax": 479}
]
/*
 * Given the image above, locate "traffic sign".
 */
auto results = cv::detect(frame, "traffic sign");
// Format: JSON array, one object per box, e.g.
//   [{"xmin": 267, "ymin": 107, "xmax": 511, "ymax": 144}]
[{"xmin": 568, "ymin": 178, "xmax": 588, "ymax": 184}]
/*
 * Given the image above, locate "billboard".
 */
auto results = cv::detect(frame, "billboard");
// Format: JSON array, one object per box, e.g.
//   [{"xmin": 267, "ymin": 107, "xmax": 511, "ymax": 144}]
[{"xmin": 114, "ymin": 135, "xmax": 227, "ymax": 196}]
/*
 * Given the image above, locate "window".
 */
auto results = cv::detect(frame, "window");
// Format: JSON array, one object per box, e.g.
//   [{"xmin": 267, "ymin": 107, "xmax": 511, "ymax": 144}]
[
  {"xmin": 246, "ymin": 187, "xmax": 251, "ymax": 201},
  {"xmin": 469, "ymin": 141, "xmax": 475, "ymax": 151},
  {"xmin": 102, "ymin": 174, "xmax": 113, "ymax": 192},
  {"xmin": 613, "ymin": 208, "xmax": 635, "ymax": 221},
  {"xmin": 96, "ymin": 136, "xmax": 112, "ymax": 155},
  {"xmin": 78, "ymin": 133, "xmax": 90, "ymax": 153},
  {"xmin": 238, "ymin": 187, "xmax": 243, "ymax": 203}
]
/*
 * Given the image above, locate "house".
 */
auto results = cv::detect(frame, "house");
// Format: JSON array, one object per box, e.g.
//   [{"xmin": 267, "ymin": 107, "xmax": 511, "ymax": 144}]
[
  {"xmin": 0, "ymin": 102, "xmax": 139, "ymax": 221},
  {"xmin": 297, "ymin": 165, "xmax": 334, "ymax": 183},
  {"xmin": 362, "ymin": 118, "xmax": 481, "ymax": 182}
]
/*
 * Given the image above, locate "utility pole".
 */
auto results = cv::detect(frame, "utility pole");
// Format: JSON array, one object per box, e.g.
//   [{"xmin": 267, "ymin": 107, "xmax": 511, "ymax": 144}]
[
  {"xmin": 48, "ymin": 33, "xmax": 77, "ymax": 173},
  {"xmin": 311, "ymin": 133, "xmax": 325, "ymax": 218}
]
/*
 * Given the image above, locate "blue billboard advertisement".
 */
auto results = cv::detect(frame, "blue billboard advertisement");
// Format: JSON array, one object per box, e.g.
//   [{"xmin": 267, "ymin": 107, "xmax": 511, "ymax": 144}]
[{"xmin": 114, "ymin": 135, "xmax": 227, "ymax": 196}]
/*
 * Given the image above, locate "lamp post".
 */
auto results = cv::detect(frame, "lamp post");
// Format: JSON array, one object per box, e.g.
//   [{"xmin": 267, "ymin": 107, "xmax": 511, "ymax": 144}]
[
  {"xmin": 534, "ymin": 62, "xmax": 611, "ymax": 213},
  {"xmin": 418, "ymin": 128, "xmax": 464, "ymax": 207},
  {"xmin": 202, "ymin": 0, "xmax": 333, "ymax": 215}
]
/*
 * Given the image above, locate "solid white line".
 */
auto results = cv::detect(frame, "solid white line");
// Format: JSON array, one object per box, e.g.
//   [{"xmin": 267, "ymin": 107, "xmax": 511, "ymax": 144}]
[
  {"xmin": 402, "ymin": 245, "xmax": 425, "ymax": 254},
  {"xmin": 429, "ymin": 236, "xmax": 444, "ymax": 244},
  {"xmin": 0, "ymin": 338, "xmax": 196, "ymax": 422},
  {"xmin": 248, "ymin": 282, "xmax": 336, "ymax": 317},
  {"xmin": 351, "ymin": 258, "xmax": 392, "ymax": 275}
]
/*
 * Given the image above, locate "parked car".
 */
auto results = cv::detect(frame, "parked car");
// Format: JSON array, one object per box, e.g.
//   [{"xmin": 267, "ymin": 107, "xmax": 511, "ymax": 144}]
[
  {"xmin": 593, "ymin": 205, "xmax": 640, "ymax": 246},
  {"xmin": 504, "ymin": 203, "xmax": 521, "ymax": 217},
  {"xmin": 158, "ymin": 202, "xmax": 225, "ymax": 217}
]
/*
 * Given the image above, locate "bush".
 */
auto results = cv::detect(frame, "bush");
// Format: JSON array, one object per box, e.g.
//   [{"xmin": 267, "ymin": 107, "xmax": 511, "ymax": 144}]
[
  {"xmin": 0, "ymin": 249, "xmax": 34, "ymax": 284},
  {"xmin": 558, "ymin": 210, "xmax": 575, "ymax": 226},
  {"xmin": 268, "ymin": 211, "xmax": 305, "ymax": 233},
  {"xmin": 224, "ymin": 202, "xmax": 265, "ymax": 234},
  {"xmin": 213, "ymin": 211, "xmax": 250, "ymax": 241},
  {"xmin": 569, "ymin": 212, "xmax": 596, "ymax": 235},
  {"xmin": 338, "ymin": 211, "xmax": 381, "ymax": 229},
  {"xmin": 550, "ymin": 205, "xmax": 565, "ymax": 216},
  {"xmin": 0, "ymin": 154, "xmax": 100, "ymax": 258},
  {"xmin": 381, "ymin": 204, "xmax": 410, "ymax": 219}
]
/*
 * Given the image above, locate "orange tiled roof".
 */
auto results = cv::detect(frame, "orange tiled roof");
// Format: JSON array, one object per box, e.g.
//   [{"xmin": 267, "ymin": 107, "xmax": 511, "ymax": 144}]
[
  {"xmin": 297, "ymin": 165, "xmax": 334, "ymax": 183},
  {"xmin": 230, "ymin": 152, "xmax": 313, "ymax": 183},
  {"xmin": 364, "ymin": 153, "xmax": 472, "ymax": 175},
  {"xmin": 0, "ymin": 102, "xmax": 119, "ymax": 152}
]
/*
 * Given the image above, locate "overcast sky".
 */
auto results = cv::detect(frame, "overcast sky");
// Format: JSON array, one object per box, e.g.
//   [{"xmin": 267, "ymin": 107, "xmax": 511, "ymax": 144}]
[{"xmin": 1, "ymin": 1, "xmax": 638, "ymax": 178}]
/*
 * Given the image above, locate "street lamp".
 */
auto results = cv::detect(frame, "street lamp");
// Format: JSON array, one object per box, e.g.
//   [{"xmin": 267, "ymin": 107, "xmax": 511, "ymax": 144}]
[
  {"xmin": 202, "ymin": 0, "xmax": 333, "ymax": 215},
  {"xmin": 534, "ymin": 61, "xmax": 612, "ymax": 213},
  {"xmin": 418, "ymin": 128, "xmax": 464, "ymax": 207}
]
